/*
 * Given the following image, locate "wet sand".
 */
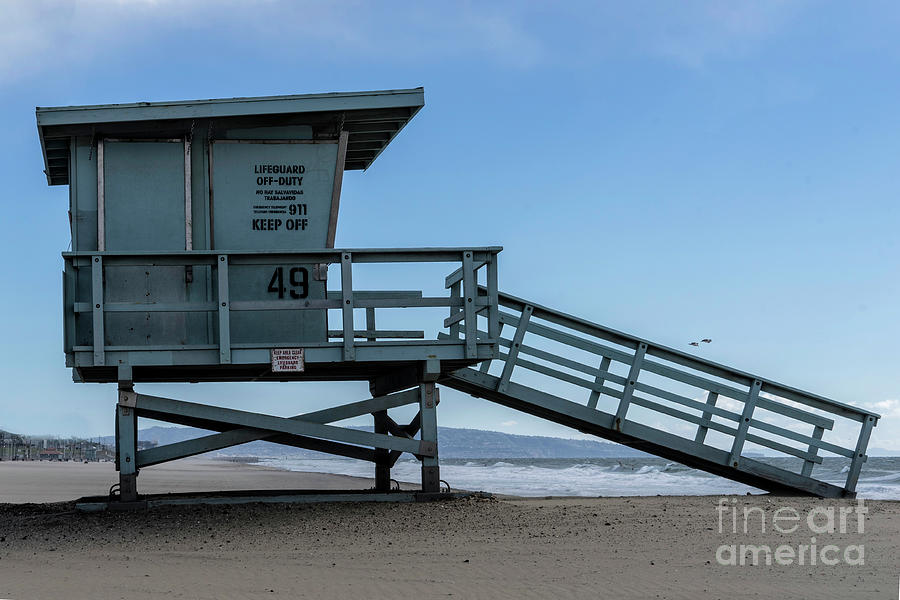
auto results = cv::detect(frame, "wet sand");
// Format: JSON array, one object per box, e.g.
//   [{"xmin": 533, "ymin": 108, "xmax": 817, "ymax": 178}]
[{"xmin": 1, "ymin": 460, "xmax": 898, "ymax": 599}]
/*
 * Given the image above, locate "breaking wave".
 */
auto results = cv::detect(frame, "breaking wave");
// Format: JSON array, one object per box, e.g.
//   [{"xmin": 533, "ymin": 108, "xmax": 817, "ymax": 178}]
[{"xmin": 253, "ymin": 456, "xmax": 900, "ymax": 499}]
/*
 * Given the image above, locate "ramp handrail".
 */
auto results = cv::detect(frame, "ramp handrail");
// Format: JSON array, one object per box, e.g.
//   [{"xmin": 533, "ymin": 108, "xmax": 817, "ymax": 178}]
[{"xmin": 457, "ymin": 288, "xmax": 878, "ymax": 494}]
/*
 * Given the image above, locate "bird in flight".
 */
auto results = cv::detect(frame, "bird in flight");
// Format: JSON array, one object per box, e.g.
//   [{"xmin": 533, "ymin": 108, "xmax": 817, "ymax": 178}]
[{"xmin": 689, "ymin": 339, "xmax": 712, "ymax": 347}]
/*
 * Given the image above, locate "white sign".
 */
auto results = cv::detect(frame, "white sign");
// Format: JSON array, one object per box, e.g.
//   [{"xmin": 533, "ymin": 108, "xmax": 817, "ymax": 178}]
[{"xmin": 271, "ymin": 348, "xmax": 305, "ymax": 372}]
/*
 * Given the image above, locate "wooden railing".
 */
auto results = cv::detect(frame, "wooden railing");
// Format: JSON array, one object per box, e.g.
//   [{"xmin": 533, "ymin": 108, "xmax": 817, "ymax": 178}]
[
  {"xmin": 63, "ymin": 247, "xmax": 501, "ymax": 367},
  {"xmin": 453, "ymin": 289, "xmax": 879, "ymax": 494}
]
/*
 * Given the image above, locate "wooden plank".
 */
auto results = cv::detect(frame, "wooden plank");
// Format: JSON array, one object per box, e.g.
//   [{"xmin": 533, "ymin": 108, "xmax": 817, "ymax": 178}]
[
  {"xmin": 419, "ymin": 384, "xmax": 439, "ymax": 492},
  {"xmin": 184, "ymin": 138, "xmax": 192, "ymax": 250},
  {"xmin": 695, "ymin": 392, "xmax": 718, "ymax": 444},
  {"xmin": 503, "ymin": 349, "xmax": 850, "ymax": 460},
  {"xmin": 216, "ymin": 255, "xmax": 231, "ymax": 364},
  {"xmin": 134, "ymin": 393, "xmax": 426, "ymax": 456},
  {"xmin": 77, "ymin": 302, "xmax": 217, "ymax": 313},
  {"xmin": 327, "ymin": 329, "xmax": 424, "ymax": 339},
  {"xmin": 639, "ymin": 358, "xmax": 834, "ymax": 430},
  {"xmin": 486, "ymin": 255, "xmax": 499, "ymax": 342},
  {"xmin": 365, "ymin": 307, "xmax": 376, "ymax": 342},
  {"xmin": 449, "ymin": 281, "xmax": 461, "ymax": 340},
  {"xmin": 462, "ymin": 251, "xmax": 477, "ymax": 359},
  {"xmin": 492, "ymin": 288, "xmax": 873, "ymax": 422},
  {"xmin": 615, "ymin": 343, "xmax": 647, "ymax": 427},
  {"xmin": 802, "ymin": 426, "xmax": 825, "ymax": 477},
  {"xmin": 96, "ymin": 139, "xmax": 104, "ymax": 251},
  {"xmin": 497, "ymin": 305, "xmax": 533, "ymax": 393},
  {"xmin": 635, "ymin": 381, "xmax": 741, "ymax": 423},
  {"xmin": 845, "ymin": 416, "xmax": 877, "ymax": 492},
  {"xmin": 340, "ymin": 252, "xmax": 354, "ymax": 361},
  {"xmin": 137, "ymin": 389, "xmax": 422, "ymax": 467},
  {"xmin": 325, "ymin": 130, "xmax": 349, "ymax": 248},
  {"xmin": 444, "ymin": 260, "xmax": 487, "ymax": 288},
  {"xmin": 749, "ymin": 418, "xmax": 853, "ymax": 458},
  {"xmin": 729, "ymin": 380, "xmax": 761, "ymax": 467},
  {"xmin": 511, "ymin": 355, "xmax": 626, "ymax": 394},
  {"xmin": 587, "ymin": 356, "xmax": 612, "ymax": 410},
  {"xmin": 443, "ymin": 368, "xmax": 847, "ymax": 497},
  {"xmin": 91, "ymin": 256, "xmax": 104, "ymax": 366}
]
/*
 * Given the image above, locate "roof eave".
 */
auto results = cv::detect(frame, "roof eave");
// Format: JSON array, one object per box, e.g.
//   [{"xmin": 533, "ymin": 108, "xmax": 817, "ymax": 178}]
[
  {"xmin": 361, "ymin": 101, "xmax": 425, "ymax": 172},
  {"xmin": 36, "ymin": 119, "xmax": 54, "ymax": 186},
  {"xmin": 35, "ymin": 88, "xmax": 425, "ymax": 128}
]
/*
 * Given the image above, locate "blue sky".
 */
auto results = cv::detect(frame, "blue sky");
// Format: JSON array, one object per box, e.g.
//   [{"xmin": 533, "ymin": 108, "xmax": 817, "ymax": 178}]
[{"xmin": 0, "ymin": 1, "xmax": 897, "ymax": 450}]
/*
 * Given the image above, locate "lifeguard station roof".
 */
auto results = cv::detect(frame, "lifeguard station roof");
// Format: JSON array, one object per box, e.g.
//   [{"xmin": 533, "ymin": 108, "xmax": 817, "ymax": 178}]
[{"xmin": 36, "ymin": 88, "xmax": 425, "ymax": 185}]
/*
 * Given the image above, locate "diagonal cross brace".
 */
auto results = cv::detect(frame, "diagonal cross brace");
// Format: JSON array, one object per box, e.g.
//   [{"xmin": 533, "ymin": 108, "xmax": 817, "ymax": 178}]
[
  {"xmin": 135, "ymin": 389, "xmax": 428, "ymax": 468},
  {"xmin": 387, "ymin": 412, "xmax": 423, "ymax": 467},
  {"xmin": 140, "ymin": 429, "xmax": 377, "ymax": 467},
  {"xmin": 379, "ymin": 391, "xmax": 441, "ymax": 466}
]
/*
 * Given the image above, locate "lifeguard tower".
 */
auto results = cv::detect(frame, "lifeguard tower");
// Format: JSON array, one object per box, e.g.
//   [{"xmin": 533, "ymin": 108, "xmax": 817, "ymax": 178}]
[{"xmin": 37, "ymin": 88, "xmax": 878, "ymax": 506}]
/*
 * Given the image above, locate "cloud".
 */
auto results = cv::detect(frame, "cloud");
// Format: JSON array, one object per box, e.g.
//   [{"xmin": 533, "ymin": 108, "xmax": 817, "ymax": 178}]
[
  {"xmin": 0, "ymin": 0, "xmax": 545, "ymax": 85},
  {"xmin": 0, "ymin": 0, "xmax": 819, "ymax": 87},
  {"xmin": 523, "ymin": 0, "xmax": 807, "ymax": 70},
  {"xmin": 500, "ymin": 420, "xmax": 518, "ymax": 427},
  {"xmin": 863, "ymin": 399, "xmax": 900, "ymax": 418},
  {"xmin": 643, "ymin": 1, "xmax": 804, "ymax": 68}
]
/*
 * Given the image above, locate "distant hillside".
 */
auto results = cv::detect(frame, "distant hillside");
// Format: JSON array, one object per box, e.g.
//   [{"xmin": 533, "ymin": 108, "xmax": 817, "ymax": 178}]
[{"xmin": 101, "ymin": 425, "xmax": 651, "ymax": 459}]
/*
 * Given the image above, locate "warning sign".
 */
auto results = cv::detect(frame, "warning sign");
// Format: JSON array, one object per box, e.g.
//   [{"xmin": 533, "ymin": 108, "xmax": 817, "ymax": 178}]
[{"xmin": 271, "ymin": 348, "xmax": 305, "ymax": 372}]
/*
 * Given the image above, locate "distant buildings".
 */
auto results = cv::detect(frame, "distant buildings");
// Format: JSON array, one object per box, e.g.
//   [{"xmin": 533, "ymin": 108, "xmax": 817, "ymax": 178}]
[{"xmin": 0, "ymin": 430, "xmax": 114, "ymax": 461}]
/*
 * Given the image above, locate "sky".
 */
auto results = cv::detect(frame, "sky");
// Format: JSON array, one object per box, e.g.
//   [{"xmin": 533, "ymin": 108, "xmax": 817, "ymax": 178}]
[{"xmin": 0, "ymin": 0, "xmax": 898, "ymax": 452}]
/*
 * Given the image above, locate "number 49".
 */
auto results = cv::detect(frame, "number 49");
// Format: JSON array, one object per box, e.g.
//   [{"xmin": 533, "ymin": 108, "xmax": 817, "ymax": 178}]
[{"xmin": 267, "ymin": 266, "xmax": 308, "ymax": 299}]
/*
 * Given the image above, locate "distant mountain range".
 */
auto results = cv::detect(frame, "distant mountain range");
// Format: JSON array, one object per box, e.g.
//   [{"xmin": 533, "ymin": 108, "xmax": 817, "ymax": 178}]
[{"xmin": 99, "ymin": 425, "xmax": 652, "ymax": 459}]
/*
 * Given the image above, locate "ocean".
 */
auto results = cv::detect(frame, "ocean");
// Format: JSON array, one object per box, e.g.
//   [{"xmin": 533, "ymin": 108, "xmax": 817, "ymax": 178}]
[{"xmin": 257, "ymin": 455, "xmax": 900, "ymax": 499}]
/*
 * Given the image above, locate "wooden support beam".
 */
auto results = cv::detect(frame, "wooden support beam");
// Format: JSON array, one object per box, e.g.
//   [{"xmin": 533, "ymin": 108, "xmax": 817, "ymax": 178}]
[
  {"xmin": 728, "ymin": 380, "xmax": 761, "ymax": 468},
  {"xmin": 586, "ymin": 356, "xmax": 612, "ymax": 410},
  {"xmin": 614, "ymin": 342, "xmax": 647, "ymax": 429},
  {"xmin": 845, "ymin": 415, "xmax": 876, "ymax": 493},
  {"xmin": 116, "ymin": 382, "xmax": 137, "ymax": 501},
  {"xmin": 136, "ymin": 389, "xmax": 423, "ymax": 467},
  {"xmin": 801, "ymin": 425, "xmax": 824, "ymax": 478},
  {"xmin": 419, "ymin": 383, "xmax": 440, "ymax": 492},
  {"xmin": 132, "ymin": 393, "xmax": 428, "ymax": 457},
  {"xmin": 694, "ymin": 391, "xmax": 719, "ymax": 445},
  {"xmin": 498, "ymin": 305, "xmax": 533, "ymax": 394},
  {"xmin": 373, "ymin": 410, "xmax": 391, "ymax": 492},
  {"xmin": 216, "ymin": 255, "xmax": 231, "ymax": 364},
  {"xmin": 341, "ymin": 252, "xmax": 355, "ymax": 361}
]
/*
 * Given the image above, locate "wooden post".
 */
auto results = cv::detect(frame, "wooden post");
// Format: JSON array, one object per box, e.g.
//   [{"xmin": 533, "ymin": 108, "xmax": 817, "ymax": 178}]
[
  {"xmin": 373, "ymin": 410, "xmax": 391, "ymax": 492},
  {"xmin": 419, "ymin": 383, "xmax": 439, "ymax": 493},
  {"xmin": 694, "ymin": 391, "xmax": 719, "ymax": 444},
  {"xmin": 728, "ymin": 380, "xmax": 761, "ymax": 468},
  {"xmin": 801, "ymin": 426, "xmax": 824, "ymax": 478},
  {"xmin": 116, "ymin": 379, "xmax": 138, "ymax": 502},
  {"xmin": 845, "ymin": 416, "xmax": 876, "ymax": 493}
]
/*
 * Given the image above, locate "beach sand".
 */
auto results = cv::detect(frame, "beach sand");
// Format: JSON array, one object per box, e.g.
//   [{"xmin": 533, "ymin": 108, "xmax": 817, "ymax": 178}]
[
  {"xmin": 0, "ymin": 458, "xmax": 399, "ymax": 504},
  {"xmin": 1, "ymin": 459, "xmax": 897, "ymax": 599}
]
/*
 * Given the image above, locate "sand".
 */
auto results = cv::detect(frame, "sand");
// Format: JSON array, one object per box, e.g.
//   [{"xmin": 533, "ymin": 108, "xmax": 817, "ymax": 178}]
[
  {"xmin": 1, "ymin": 460, "xmax": 898, "ymax": 599},
  {"xmin": 0, "ymin": 458, "xmax": 399, "ymax": 504}
]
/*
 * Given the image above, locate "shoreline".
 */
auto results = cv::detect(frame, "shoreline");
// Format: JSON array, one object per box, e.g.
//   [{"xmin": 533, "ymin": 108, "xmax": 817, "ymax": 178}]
[{"xmin": 5, "ymin": 457, "xmax": 898, "ymax": 504}]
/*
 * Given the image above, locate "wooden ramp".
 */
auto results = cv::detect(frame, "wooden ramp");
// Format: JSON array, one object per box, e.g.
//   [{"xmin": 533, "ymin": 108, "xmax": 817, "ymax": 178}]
[{"xmin": 440, "ymin": 291, "xmax": 879, "ymax": 498}]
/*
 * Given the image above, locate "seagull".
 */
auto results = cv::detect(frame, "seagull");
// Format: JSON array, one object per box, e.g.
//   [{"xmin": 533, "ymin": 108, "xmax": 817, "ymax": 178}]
[
  {"xmin": 701, "ymin": 338, "xmax": 712, "ymax": 344},
  {"xmin": 689, "ymin": 341, "xmax": 700, "ymax": 347}
]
